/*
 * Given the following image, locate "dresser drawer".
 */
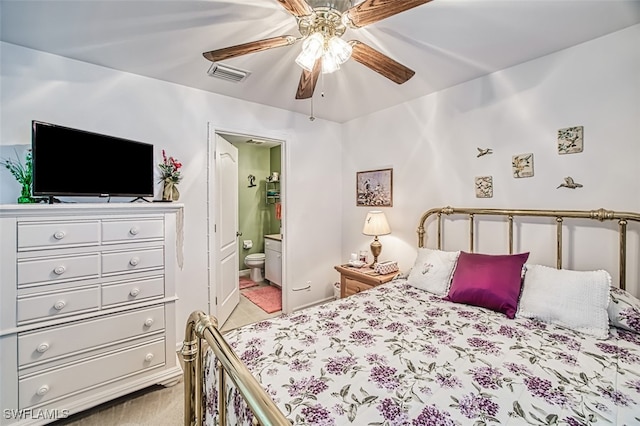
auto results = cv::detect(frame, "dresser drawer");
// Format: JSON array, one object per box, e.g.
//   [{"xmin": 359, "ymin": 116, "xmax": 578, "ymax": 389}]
[
  {"xmin": 102, "ymin": 219, "xmax": 164, "ymax": 244},
  {"xmin": 17, "ymin": 286, "xmax": 100, "ymax": 324},
  {"xmin": 102, "ymin": 276, "xmax": 165, "ymax": 307},
  {"xmin": 344, "ymin": 278, "xmax": 375, "ymax": 297},
  {"xmin": 102, "ymin": 248, "xmax": 164, "ymax": 275},
  {"xmin": 17, "ymin": 253, "xmax": 100, "ymax": 287},
  {"xmin": 19, "ymin": 338, "xmax": 166, "ymax": 409},
  {"xmin": 18, "ymin": 305, "xmax": 165, "ymax": 367},
  {"xmin": 18, "ymin": 221, "xmax": 100, "ymax": 251}
]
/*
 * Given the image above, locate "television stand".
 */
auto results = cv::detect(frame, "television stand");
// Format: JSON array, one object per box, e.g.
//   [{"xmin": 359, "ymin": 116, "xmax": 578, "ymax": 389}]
[
  {"xmin": 130, "ymin": 197, "xmax": 151, "ymax": 203},
  {"xmin": 46, "ymin": 196, "xmax": 62, "ymax": 204}
]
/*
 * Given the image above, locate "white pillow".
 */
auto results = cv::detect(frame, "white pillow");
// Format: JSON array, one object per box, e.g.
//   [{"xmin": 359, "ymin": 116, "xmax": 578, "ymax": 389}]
[
  {"xmin": 516, "ymin": 264, "xmax": 611, "ymax": 339},
  {"xmin": 407, "ymin": 248, "xmax": 460, "ymax": 297}
]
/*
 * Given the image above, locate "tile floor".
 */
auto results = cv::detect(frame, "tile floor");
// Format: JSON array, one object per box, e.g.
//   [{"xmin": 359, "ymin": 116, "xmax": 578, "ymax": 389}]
[{"xmin": 220, "ymin": 281, "xmax": 282, "ymax": 333}]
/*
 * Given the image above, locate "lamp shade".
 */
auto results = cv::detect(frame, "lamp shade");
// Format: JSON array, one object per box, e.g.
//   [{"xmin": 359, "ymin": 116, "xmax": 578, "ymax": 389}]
[{"xmin": 362, "ymin": 211, "xmax": 391, "ymax": 236}]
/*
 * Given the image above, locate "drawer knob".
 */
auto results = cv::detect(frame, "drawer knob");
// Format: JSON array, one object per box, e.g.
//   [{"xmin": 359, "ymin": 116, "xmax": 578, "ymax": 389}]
[
  {"xmin": 53, "ymin": 231, "xmax": 66, "ymax": 240},
  {"xmin": 36, "ymin": 343, "xmax": 50, "ymax": 353},
  {"xmin": 53, "ymin": 265, "xmax": 66, "ymax": 275},
  {"xmin": 36, "ymin": 385, "xmax": 49, "ymax": 396},
  {"xmin": 144, "ymin": 318, "xmax": 154, "ymax": 327},
  {"xmin": 129, "ymin": 257, "xmax": 140, "ymax": 266},
  {"xmin": 53, "ymin": 300, "xmax": 66, "ymax": 311},
  {"xmin": 129, "ymin": 287, "xmax": 140, "ymax": 297},
  {"xmin": 145, "ymin": 353, "xmax": 154, "ymax": 362},
  {"xmin": 129, "ymin": 226, "xmax": 140, "ymax": 236}
]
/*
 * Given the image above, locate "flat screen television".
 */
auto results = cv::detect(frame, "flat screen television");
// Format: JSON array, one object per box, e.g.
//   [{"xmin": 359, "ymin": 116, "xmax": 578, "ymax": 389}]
[{"xmin": 32, "ymin": 120, "xmax": 155, "ymax": 202}]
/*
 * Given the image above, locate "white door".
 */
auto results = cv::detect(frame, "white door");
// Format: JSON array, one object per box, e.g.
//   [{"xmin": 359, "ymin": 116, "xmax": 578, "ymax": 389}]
[{"xmin": 215, "ymin": 134, "xmax": 239, "ymax": 326}]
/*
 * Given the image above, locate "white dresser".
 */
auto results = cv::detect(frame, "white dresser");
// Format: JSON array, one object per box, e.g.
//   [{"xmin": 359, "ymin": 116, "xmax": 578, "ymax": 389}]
[{"xmin": 0, "ymin": 204, "xmax": 183, "ymax": 425}]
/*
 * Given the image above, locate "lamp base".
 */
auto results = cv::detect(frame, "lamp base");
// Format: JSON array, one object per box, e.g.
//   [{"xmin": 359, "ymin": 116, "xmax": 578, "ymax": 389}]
[{"xmin": 369, "ymin": 236, "xmax": 382, "ymax": 268}]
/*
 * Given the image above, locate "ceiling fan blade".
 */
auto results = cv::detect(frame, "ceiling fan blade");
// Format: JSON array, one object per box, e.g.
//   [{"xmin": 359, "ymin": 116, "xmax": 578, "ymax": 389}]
[
  {"xmin": 203, "ymin": 35, "xmax": 297, "ymax": 62},
  {"xmin": 295, "ymin": 58, "xmax": 321, "ymax": 99},
  {"xmin": 349, "ymin": 40, "xmax": 415, "ymax": 84},
  {"xmin": 275, "ymin": 0, "xmax": 313, "ymax": 17},
  {"xmin": 344, "ymin": 0, "xmax": 432, "ymax": 28}
]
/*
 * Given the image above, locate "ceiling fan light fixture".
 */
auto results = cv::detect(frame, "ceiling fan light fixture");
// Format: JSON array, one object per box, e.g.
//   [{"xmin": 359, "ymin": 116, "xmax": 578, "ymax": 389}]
[
  {"xmin": 302, "ymin": 32, "xmax": 324, "ymax": 56},
  {"xmin": 296, "ymin": 32, "xmax": 324, "ymax": 71},
  {"xmin": 327, "ymin": 36, "xmax": 352, "ymax": 64},
  {"xmin": 321, "ymin": 50, "xmax": 340, "ymax": 74},
  {"xmin": 295, "ymin": 49, "xmax": 318, "ymax": 72}
]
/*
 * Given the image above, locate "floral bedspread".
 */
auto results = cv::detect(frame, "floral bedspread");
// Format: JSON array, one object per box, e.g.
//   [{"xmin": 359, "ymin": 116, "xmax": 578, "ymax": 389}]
[{"xmin": 203, "ymin": 279, "xmax": 640, "ymax": 425}]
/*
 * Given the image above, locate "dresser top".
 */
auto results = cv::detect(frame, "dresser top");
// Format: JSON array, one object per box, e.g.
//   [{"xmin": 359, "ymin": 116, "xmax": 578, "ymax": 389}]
[{"xmin": 0, "ymin": 203, "xmax": 184, "ymax": 217}]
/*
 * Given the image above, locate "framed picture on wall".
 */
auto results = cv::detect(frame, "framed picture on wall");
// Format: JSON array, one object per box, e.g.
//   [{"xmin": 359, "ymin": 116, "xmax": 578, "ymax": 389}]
[
  {"xmin": 356, "ymin": 168, "xmax": 393, "ymax": 207},
  {"xmin": 475, "ymin": 176, "xmax": 493, "ymax": 198},
  {"xmin": 557, "ymin": 126, "xmax": 584, "ymax": 154},
  {"xmin": 512, "ymin": 153, "xmax": 534, "ymax": 178}
]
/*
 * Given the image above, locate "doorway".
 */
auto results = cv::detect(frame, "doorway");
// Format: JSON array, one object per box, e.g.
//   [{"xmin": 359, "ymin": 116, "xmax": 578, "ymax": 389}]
[{"xmin": 208, "ymin": 127, "xmax": 286, "ymax": 328}]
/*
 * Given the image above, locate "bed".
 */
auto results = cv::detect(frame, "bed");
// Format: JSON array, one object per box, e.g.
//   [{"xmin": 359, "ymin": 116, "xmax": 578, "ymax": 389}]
[{"xmin": 183, "ymin": 207, "xmax": 640, "ymax": 426}]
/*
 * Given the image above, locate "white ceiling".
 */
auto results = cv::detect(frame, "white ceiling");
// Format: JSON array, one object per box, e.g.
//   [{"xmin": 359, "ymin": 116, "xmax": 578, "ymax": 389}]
[{"xmin": 2, "ymin": 0, "xmax": 639, "ymax": 123}]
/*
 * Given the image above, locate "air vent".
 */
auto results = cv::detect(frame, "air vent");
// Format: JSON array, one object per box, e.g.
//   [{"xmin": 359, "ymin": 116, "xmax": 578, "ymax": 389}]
[{"xmin": 207, "ymin": 63, "xmax": 251, "ymax": 83}]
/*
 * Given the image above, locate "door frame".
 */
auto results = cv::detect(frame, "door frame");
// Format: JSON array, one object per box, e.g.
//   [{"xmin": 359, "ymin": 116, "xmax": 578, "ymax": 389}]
[{"xmin": 207, "ymin": 123, "xmax": 290, "ymax": 319}]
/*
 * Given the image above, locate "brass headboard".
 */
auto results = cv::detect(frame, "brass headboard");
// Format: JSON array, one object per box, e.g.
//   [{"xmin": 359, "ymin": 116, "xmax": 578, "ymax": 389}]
[{"xmin": 417, "ymin": 207, "xmax": 640, "ymax": 291}]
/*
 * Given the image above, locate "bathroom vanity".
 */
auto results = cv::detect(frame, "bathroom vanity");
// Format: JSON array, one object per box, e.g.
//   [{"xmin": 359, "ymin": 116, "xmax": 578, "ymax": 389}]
[{"xmin": 264, "ymin": 234, "xmax": 282, "ymax": 287}]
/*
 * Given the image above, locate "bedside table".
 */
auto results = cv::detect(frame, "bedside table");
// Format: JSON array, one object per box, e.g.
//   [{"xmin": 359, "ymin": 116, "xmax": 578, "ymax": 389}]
[{"xmin": 334, "ymin": 264, "xmax": 398, "ymax": 298}]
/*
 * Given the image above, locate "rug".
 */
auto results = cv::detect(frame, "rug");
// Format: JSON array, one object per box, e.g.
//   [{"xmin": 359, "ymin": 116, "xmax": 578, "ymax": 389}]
[
  {"xmin": 239, "ymin": 276, "xmax": 258, "ymax": 290},
  {"xmin": 242, "ymin": 285, "xmax": 282, "ymax": 314}
]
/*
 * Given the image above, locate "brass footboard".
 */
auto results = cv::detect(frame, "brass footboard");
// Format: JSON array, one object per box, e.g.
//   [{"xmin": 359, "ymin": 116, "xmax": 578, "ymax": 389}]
[{"xmin": 182, "ymin": 311, "xmax": 290, "ymax": 426}]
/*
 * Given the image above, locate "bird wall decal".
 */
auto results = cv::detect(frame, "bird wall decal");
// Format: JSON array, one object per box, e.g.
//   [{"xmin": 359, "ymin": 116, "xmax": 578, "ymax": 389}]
[
  {"xmin": 477, "ymin": 147, "xmax": 493, "ymax": 157},
  {"xmin": 557, "ymin": 176, "xmax": 583, "ymax": 189}
]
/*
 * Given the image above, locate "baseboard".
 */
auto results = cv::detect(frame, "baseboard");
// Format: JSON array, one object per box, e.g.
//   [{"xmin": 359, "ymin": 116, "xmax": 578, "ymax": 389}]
[{"xmin": 294, "ymin": 296, "xmax": 335, "ymax": 312}]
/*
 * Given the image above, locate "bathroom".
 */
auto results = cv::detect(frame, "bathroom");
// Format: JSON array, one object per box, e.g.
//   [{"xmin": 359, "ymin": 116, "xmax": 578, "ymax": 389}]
[{"xmin": 235, "ymin": 139, "xmax": 282, "ymax": 304}]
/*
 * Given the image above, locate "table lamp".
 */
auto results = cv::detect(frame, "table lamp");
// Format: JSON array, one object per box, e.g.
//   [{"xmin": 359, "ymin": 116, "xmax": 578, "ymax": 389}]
[{"xmin": 362, "ymin": 210, "xmax": 391, "ymax": 267}]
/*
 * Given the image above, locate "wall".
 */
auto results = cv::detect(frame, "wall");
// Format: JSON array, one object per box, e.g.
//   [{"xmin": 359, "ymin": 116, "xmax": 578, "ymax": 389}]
[
  {"xmin": 269, "ymin": 145, "xmax": 282, "ymax": 235},
  {"xmin": 235, "ymin": 142, "xmax": 273, "ymax": 270},
  {"xmin": 341, "ymin": 25, "xmax": 640, "ymax": 296},
  {"xmin": 0, "ymin": 42, "xmax": 344, "ymax": 343}
]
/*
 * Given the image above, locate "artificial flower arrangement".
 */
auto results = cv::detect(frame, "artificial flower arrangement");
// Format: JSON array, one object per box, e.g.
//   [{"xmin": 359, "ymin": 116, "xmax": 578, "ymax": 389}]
[
  {"xmin": 158, "ymin": 149, "xmax": 182, "ymax": 201},
  {"xmin": 1, "ymin": 149, "xmax": 36, "ymax": 203}
]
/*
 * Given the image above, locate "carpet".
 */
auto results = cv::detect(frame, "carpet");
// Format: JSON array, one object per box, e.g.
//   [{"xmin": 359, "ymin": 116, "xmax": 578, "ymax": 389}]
[
  {"xmin": 239, "ymin": 276, "xmax": 258, "ymax": 290},
  {"xmin": 242, "ymin": 285, "xmax": 282, "ymax": 314}
]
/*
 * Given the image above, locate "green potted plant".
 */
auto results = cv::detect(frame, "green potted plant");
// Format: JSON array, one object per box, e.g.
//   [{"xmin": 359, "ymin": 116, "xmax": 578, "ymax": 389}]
[{"xmin": 1, "ymin": 149, "xmax": 35, "ymax": 203}]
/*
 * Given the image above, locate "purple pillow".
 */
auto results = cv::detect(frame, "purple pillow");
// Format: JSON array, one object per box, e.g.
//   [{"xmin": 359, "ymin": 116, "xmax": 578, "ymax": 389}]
[{"xmin": 445, "ymin": 251, "xmax": 529, "ymax": 318}]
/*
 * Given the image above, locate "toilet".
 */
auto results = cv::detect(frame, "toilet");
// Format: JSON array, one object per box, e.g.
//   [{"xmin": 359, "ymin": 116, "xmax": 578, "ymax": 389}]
[{"xmin": 244, "ymin": 253, "xmax": 265, "ymax": 283}]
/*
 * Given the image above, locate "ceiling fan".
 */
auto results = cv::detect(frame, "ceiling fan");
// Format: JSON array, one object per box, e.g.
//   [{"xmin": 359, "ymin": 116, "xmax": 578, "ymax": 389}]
[{"xmin": 202, "ymin": 0, "xmax": 431, "ymax": 100}]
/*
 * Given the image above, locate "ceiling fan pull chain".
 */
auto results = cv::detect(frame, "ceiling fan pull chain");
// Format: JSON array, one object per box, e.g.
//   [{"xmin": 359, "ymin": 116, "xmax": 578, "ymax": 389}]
[{"xmin": 309, "ymin": 97, "xmax": 315, "ymax": 121}]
